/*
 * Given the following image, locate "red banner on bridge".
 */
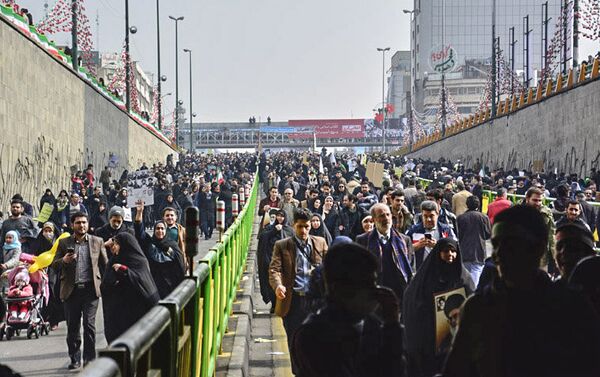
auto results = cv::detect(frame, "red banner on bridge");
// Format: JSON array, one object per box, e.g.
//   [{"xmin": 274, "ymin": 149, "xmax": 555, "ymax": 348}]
[{"xmin": 287, "ymin": 119, "xmax": 365, "ymax": 139}]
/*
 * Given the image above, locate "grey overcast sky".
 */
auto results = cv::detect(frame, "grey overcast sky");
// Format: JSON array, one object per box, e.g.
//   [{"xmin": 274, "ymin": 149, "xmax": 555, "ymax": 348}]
[
  {"xmin": 17, "ymin": 1, "xmax": 600, "ymax": 123},
  {"xmin": 18, "ymin": 0, "xmax": 414, "ymax": 123}
]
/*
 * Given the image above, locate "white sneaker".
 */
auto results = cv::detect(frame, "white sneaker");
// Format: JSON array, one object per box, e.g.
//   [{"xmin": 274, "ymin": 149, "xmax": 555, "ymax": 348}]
[
  {"xmin": 10, "ymin": 311, "xmax": 17, "ymax": 319},
  {"xmin": 18, "ymin": 312, "xmax": 26, "ymax": 320}
]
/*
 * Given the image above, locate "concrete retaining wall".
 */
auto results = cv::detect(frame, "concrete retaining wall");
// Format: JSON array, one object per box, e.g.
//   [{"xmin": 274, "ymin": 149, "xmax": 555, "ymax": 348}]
[
  {"xmin": 405, "ymin": 76, "xmax": 600, "ymax": 177},
  {"xmin": 0, "ymin": 14, "xmax": 174, "ymax": 208}
]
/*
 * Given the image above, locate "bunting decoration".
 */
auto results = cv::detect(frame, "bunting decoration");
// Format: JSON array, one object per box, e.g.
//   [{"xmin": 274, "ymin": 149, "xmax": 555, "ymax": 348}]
[
  {"xmin": 580, "ymin": 0, "xmax": 600, "ymax": 40},
  {"xmin": 36, "ymin": 0, "xmax": 95, "ymax": 75},
  {"xmin": 539, "ymin": 2, "xmax": 573, "ymax": 83}
]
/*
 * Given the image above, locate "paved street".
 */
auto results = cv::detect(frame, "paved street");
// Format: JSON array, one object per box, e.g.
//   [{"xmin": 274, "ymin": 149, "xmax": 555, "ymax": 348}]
[{"xmin": 1, "ymin": 234, "xmax": 220, "ymax": 376}]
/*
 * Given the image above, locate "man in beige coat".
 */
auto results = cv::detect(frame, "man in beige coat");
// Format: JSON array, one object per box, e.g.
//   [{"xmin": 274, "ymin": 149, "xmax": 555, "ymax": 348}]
[
  {"xmin": 451, "ymin": 180, "xmax": 472, "ymax": 216},
  {"xmin": 269, "ymin": 208, "xmax": 328, "ymax": 374}
]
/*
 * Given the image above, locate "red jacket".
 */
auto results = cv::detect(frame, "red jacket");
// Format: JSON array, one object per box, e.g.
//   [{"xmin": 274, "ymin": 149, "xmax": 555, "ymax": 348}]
[
  {"xmin": 487, "ymin": 198, "xmax": 512, "ymax": 224},
  {"xmin": 8, "ymin": 284, "xmax": 33, "ymax": 298}
]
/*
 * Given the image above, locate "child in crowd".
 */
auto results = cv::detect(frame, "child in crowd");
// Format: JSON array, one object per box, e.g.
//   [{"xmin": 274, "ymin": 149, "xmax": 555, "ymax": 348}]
[
  {"xmin": 1, "ymin": 231, "xmax": 22, "ymax": 292},
  {"xmin": 7, "ymin": 271, "xmax": 33, "ymax": 320}
]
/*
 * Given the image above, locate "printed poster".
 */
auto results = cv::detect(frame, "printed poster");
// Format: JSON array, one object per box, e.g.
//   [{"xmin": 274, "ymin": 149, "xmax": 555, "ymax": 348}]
[
  {"xmin": 434, "ymin": 287, "xmax": 467, "ymax": 355},
  {"xmin": 126, "ymin": 170, "xmax": 155, "ymax": 206}
]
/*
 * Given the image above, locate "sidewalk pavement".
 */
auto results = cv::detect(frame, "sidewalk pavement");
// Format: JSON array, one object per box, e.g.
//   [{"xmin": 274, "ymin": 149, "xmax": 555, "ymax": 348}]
[
  {"xmin": 1, "ymin": 234, "xmax": 218, "ymax": 377},
  {"xmin": 216, "ymin": 221, "xmax": 293, "ymax": 377}
]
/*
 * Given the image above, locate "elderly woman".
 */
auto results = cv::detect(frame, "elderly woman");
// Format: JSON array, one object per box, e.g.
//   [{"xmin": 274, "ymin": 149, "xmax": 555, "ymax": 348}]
[
  {"xmin": 134, "ymin": 201, "xmax": 185, "ymax": 299},
  {"xmin": 101, "ymin": 233, "xmax": 160, "ymax": 343}
]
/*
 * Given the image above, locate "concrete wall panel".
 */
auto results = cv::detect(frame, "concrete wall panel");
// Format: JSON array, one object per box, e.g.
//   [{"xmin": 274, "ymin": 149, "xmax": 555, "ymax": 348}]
[
  {"xmin": 406, "ymin": 79, "xmax": 600, "ymax": 177},
  {"xmin": 0, "ymin": 16, "xmax": 174, "ymax": 209}
]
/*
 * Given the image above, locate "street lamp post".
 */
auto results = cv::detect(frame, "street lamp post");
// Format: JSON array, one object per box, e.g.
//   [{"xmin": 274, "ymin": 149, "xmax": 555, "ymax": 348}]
[
  {"xmin": 125, "ymin": 0, "xmax": 131, "ymax": 111},
  {"xmin": 377, "ymin": 47, "xmax": 390, "ymax": 153},
  {"xmin": 403, "ymin": 8, "xmax": 418, "ymax": 151},
  {"xmin": 169, "ymin": 15, "xmax": 184, "ymax": 145},
  {"xmin": 156, "ymin": 0, "xmax": 163, "ymax": 129},
  {"xmin": 183, "ymin": 48, "xmax": 193, "ymax": 153}
]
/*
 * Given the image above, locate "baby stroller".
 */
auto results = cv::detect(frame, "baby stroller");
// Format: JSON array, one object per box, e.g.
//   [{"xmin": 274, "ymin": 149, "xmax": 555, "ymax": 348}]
[{"xmin": 0, "ymin": 265, "xmax": 51, "ymax": 340}]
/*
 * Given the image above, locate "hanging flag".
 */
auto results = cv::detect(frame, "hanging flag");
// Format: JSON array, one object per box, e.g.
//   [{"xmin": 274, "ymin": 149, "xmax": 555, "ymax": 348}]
[
  {"xmin": 313, "ymin": 132, "xmax": 317, "ymax": 152},
  {"xmin": 319, "ymin": 156, "xmax": 324, "ymax": 174},
  {"xmin": 479, "ymin": 167, "xmax": 485, "ymax": 177},
  {"xmin": 329, "ymin": 153, "xmax": 336, "ymax": 165}
]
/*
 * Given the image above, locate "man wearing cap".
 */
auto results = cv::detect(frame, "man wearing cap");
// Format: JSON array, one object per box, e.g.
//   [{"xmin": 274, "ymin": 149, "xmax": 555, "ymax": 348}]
[{"xmin": 94, "ymin": 206, "xmax": 134, "ymax": 245}]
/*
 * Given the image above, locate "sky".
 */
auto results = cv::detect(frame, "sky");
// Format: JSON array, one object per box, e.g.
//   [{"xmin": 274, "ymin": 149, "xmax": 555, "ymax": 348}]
[
  {"xmin": 16, "ymin": 0, "xmax": 600, "ymax": 124},
  {"xmin": 18, "ymin": 0, "xmax": 413, "ymax": 123}
]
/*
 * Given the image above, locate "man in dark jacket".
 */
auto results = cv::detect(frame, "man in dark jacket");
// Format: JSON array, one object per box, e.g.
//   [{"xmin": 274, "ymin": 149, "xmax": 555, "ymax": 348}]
[
  {"xmin": 444, "ymin": 205, "xmax": 600, "ymax": 377},
  {"xmin": 406, "ymin": 201, "xmax": 457, "ymax": 270},
  {"xmin": 340, "ymin": 194, "xmax": 368, "ymax": 240},
  {"xmin": 292, "ymin": 242, "xmax": 406, "ymax": 377},
  {"xmin": 195, "ymin": 183, "xmax": 218, "ymax": 239},
  {"xmin": 456, "ymin": 196, "xmax": 491, "ymax": 286},
  {"xmin": 94, "ymin": 206, "xmax": 134, "ymax": 246}
]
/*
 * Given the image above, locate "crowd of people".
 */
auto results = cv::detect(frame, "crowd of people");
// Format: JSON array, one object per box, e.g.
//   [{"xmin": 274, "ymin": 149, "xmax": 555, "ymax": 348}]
[
  {"xmin": 256, "ymin": 150, "xmax": 600, "ymax": 376},
  {"xmin": 2, "ymin": 148, "xmax": 600, "ymax": 375},
  {"xmin": 0, "ymin": 153, "xmax": 256, "ymax": 370}
]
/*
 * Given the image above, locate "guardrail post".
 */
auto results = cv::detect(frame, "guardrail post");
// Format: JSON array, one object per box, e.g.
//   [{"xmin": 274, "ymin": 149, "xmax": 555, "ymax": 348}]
[{"xmin": 99, "ymin": 347, "xmax": 129, "ymax": 377}]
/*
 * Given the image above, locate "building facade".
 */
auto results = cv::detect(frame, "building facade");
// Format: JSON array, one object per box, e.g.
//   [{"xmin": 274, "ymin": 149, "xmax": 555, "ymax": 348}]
[
  {"xmin": 409, "ymin": 0, "xmax": 565, "ymax": 129},
  {"xmin": 387, "ymin": 50, "xmax": 411, "ymax": 119},
  {"xmin": 96, "ymin": 52, "xmax": 155, "ymax": 116}
]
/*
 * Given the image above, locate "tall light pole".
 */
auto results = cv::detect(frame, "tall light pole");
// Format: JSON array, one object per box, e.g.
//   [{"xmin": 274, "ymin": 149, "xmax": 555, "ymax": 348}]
[
  {"xmin": 403, "ymin": 8, "xmax": 418, "ymax": 150},
  {"xmin": 169, "ymin": 15, "xmax": 184, "ymax": 145},
  {"xmin": 377, "ymin": 47, "xmax": 390, "ymax": 153},
  {"xmin": 183, "ymin": 48, "xmax": 193, "ymax": 153},
  {"xmin": 156, "ymin": 0, "xmax": 164, "ymax": 129},
  {"xmin": 125, "ymin": 0, "xmax": 131, "ymax": 111},
  {"xmin": 491, "ymin": 0, "xmax": 497, "ymax": 117},
  {"xmin": 71, "ymin": 0, "xmax": 78, "ymax": 71}
]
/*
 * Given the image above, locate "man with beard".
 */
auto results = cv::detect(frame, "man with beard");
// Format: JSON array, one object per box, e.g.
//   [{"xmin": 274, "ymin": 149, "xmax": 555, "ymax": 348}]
[{"xmin": 1, "ymin": 199, "xmax": 38, "ymax": 247}]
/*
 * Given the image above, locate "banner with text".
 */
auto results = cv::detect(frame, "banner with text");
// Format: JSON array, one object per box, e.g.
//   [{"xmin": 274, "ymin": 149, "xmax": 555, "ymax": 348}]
[{"xmin": 287, "ymin": 119, "xmax": 365, "ymax": 139}]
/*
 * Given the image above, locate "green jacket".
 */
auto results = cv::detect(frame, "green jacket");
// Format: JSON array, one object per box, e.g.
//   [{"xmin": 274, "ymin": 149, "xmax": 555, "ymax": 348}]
[{"xmin": 540, "ymin": 205, "xmax": 556, "ymax": 267}]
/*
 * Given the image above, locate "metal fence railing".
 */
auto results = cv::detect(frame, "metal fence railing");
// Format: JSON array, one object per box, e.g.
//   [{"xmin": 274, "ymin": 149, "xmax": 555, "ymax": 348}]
[{"xmin": 79, "ymin": 174, "xmax": 258, "ymax": 377}]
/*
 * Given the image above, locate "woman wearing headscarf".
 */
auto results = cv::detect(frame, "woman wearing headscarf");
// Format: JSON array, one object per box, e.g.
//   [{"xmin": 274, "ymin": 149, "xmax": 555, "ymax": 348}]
[
  {"xmin": 321, "ymin": 196, "xmax": 341, "ymax": 238},
  {"xmin": 309, "ymin": 213, "xmax": 332, "ymax": 246},
  {"xmin": 402, "ymin": 238, "xmax": 475, "ymax": 377},
  {"xmin": 38, "ymin": 189, "xmax": 57, "ymax": 227},
  {"xmin": 31, "ymin": 222, "xmax": 65, "ymax": 329},
  {"xmin": 101, "ymin": 233, "xmax": 160, "ymax": 343},
  {"xmin": 1, "ymin": 231, "xmax": 22, "ymax": 293},
  {"xmin": 134, "ymin": 202, "xmax": 185, "ymax": 299},
  {"xmin": 51, "ymin": 190, "xmax": 69, "ymax": 227},
  {"xmin": 256, "ymin": 209, "xmax": 293, "ymax": 311},
  {"xmin": 159, "ymin": 193, "xmax": 182, "ymax": 223}
]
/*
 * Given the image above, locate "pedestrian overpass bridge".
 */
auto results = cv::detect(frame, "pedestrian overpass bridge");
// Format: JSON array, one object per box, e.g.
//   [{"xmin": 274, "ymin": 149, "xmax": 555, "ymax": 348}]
[{"xmin": 178, "ymin": 119, "xmax": 405, "ymax": 150}]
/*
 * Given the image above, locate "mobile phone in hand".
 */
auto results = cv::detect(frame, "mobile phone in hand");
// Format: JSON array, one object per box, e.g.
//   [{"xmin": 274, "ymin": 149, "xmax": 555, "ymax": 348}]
[{"xmin": 424, "ymin": 234, "xmax": 432, "ymax": 240}]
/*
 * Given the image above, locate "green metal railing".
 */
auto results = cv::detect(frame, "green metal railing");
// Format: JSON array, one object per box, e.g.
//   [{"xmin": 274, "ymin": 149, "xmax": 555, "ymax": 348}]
[
  {"xmin": 80, "ymin": 176, "xmax": 258, "ymax": 377},
  {"xmin": 416, "ymin": 177, "xmax": 600, "ymax": 209}
]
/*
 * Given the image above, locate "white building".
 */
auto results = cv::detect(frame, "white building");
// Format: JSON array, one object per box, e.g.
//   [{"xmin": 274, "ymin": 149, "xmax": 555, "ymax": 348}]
[{"xmin": 96, "ymin": 52, "xmax": 155, "ymax": 116}]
